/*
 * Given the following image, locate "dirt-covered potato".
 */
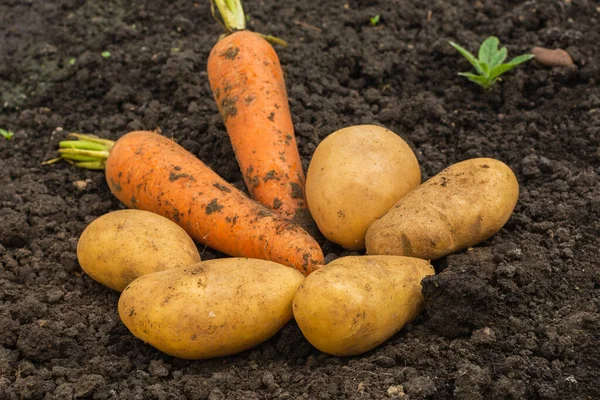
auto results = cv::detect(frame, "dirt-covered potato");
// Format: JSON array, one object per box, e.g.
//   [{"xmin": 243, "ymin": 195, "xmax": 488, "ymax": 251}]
[
  {"xmin": 306, "ymin": 125, "xmax": 421, "ymax": 250},
  {"xmin": 118, "ymin": 258, "xmax": 305, "ymax": 359},
  {"xmin": 293, "ymin": 255, "xmax": 434, "ymax": 356},
  {"xmin": 366, "ymin": 158, "xmax": 519, "ymax": 260},
  {"xmin": 77, "ymin": 209, "xmax": 201, "ymax": 291}
]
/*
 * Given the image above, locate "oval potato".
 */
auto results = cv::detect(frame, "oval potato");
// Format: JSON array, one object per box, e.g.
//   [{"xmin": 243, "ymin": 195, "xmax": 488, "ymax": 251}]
[
  {"xmin": 293, "ymin": 255, "xmax": 434, "ymax": 356},
  {"xmin": 118, "ymin": 258, "xmax": 305, "ymax": 359},
  {"xmin": 77, "ymin": 209, "xmax": 201, "ymax": 291},
  {"xmin": 306, "ymin": 125, "xmax": 421, "ymax": 250},
  {"xmin": 365, "ymin": 158, "xmax": 519, "ymax": 260}
]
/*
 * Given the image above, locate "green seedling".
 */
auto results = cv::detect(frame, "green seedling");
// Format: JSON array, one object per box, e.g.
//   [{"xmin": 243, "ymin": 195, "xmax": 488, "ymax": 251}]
[
  {"xmin": 0, "ymin": 128, "xmax": 14, "ymax": 140},
  {"xmin": 449, "ymin": 36, "xmax": 534, "ymax": 90},
  {"xmin": 101, "ymin": 51, "xmax": 111, "ymax": 59},
  {"xmin": 370, "ymin": 14, "xmax": 381, "ymax": 26}
]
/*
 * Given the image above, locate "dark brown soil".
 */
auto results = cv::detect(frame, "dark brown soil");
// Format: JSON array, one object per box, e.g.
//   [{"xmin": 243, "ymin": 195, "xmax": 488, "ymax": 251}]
[{"xmin": 1, "ymin": 0, "xmax": 599, "ymax": 399}]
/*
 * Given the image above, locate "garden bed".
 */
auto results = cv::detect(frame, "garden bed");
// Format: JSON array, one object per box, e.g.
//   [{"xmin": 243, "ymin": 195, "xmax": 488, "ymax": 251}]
[{"xmin": 1, "ymin": 0, "xmax": 599, "ymax": 398}]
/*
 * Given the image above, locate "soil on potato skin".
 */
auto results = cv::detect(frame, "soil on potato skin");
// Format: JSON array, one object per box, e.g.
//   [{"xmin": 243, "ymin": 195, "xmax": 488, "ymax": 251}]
[{"xmin": 1, "ymin": 0, "xmax": 599, "ymax": 398}]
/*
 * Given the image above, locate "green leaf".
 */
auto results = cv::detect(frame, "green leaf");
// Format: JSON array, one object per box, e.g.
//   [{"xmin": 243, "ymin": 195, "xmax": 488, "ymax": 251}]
[
  {"xmin": 506, "ymin": 54, "xmax": 535, "ymax": 66},
  {"xmin": 370, "ymin": 14, "xmax": 381, "ymax": 26},
  {"xmin": 101, "ymin": 51, "xmax": 111, "ymax": 59},
  {"xmin": 478, "ymin": 36, "xmax": 499, "ymax": 66},
  {"xmin": 0, "ymin": 128, "xmax": 14, "ymax": 140},
  {"xmin": 489, "ymin": 54, "xmax": 534, "ymax": 80},
  {"xmin": 490, "ymin": 47, "xmax": 507, "ymax": 68},
  {"xmin": 458, "ymin": 72, "xmax": 492, "ymax": 90},
  {"xmin": 449, "ymin": 41, "xmax": 484, "ymax": 75},
  {"xmin": 488, "ymin": 64, "xmax": 516, "ymax": 80},
  {"xmin": 479, "ymin": 61, "xmax": 491, "ymax": 77}
]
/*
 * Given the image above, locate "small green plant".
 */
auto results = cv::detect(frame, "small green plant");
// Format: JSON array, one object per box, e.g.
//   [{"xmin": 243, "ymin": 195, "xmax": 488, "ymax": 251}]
[
  {"xmin": 370, "ymin": 14, "xmax": 381, "ymax": 26},
  {"xmin": 449, "ymin": 36, "xmax": 534, "ymax": 90},
  {"xmin": 101, "ymin": 51, "xmax": 111, "ymax": 59},
  {"xmin": 0, "ymin": 128, "xmax": 14, "ymax": 140}
]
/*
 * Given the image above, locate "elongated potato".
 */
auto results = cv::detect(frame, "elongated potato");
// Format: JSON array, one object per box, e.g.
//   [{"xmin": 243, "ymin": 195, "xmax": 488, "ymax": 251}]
[
  {"xmin": 365, "ymin": 158, "xmax": 519, "ymax": 260},
  {"xmin": 306, "ymin": 125, "xmax": 421, "ymax": 250},
  {"xmin": 77, "ymin": 209, "xmax": 201, "ymax": 291},
  {"xmin": 118, "ymin": 258, "xmax": 305, "ymax": 359},
  {"xmin": 293, "ymin": 256, "xmax": 434, "ymax": 356}
]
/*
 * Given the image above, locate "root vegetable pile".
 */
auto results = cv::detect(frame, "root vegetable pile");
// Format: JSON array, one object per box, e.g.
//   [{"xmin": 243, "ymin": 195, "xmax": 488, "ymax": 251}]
[{"xmin": 45, "ymin": 0, "xmax": 523, "ymax": 360}]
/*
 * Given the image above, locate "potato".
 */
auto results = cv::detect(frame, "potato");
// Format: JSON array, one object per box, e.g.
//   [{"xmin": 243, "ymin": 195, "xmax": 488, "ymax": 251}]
[
  {"xmin": 365, "ymin": 158, "xmax": 519, "ymax": 260},
  {"xmin": 293, "ymin": 256, "xmax": 434, "ymax": 356},
  {"xmin": 306, "ymin": 125, "xmax": 421, "ymax": 250},
  {"xmin": 77, "ymin": 209, "xmax": 201, "ymax": 291},
  {"xmin": 118, "ymin": 258, "xmax": 305, "ymax": 359}
]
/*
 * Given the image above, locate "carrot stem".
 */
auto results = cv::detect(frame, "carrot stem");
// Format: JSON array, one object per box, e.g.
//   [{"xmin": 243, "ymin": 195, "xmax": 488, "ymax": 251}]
[
  {"xmin": 212, "ymin": 0, "xmax": 246, "ymax": 32},
  {"xmin": 211, "ymin": 0, "xmax": 287, "ymax": 46},
  {"xmin": 42, "ymin": 133, "xmax": 114, "ymax": 169},
  {"xmin": 256, "ymin": 33, "xmax": 288, "ymax": 48}
]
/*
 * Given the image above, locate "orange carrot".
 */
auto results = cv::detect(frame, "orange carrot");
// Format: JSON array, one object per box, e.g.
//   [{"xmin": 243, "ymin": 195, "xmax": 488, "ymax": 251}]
[
  {"xmin": 207, "ymin": 0, "xmax": 314, "ymax": 232},
  {"xmin": 45, "ymin": 130, "xmax": 324, "ymax": 274}
]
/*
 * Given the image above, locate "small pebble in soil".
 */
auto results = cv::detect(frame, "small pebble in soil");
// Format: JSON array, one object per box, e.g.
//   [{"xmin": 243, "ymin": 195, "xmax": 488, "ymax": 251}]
[
  {"xmin": 471, "ymin": 327, "xmax": 497, "ymax": 344},
  {"xmin": 387, "ymin": 385, "xmax": 405, "ymax": 397},
  {"xmin": 73, "ymin": 180, "xmax": 88, "ymax": 191},
  {"xmin": 531, "ymin": 47, "xmax": 576, "ymax": 68}
]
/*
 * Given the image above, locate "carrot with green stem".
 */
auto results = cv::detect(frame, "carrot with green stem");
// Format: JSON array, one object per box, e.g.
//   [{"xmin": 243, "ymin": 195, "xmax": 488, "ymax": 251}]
[
  {"xmin": 207, "ymin": 0, "xmax": 315, "ymax": 233},
  {"xmin": 45, "ymin": 130, "xmax": 324, "ymax": 274}
]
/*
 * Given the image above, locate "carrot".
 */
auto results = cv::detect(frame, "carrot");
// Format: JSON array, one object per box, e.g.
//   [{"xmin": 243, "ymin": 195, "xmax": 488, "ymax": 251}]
[
  {"xmin": 207, "ymin": 0, "xmax": 314, "ymax": 233},
  {"xmin": 44, "ymin": 130, "xmax": 324, "ymax": 274}
]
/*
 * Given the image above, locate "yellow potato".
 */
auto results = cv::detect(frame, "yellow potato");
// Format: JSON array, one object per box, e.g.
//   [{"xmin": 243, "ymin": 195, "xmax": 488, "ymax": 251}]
[
  {"xmin": 293, "ymin": 256, "xmax": 434, "ymax": 356},
  {"xmin": 118, "ymin": 258, "xmax": 305, "ymax": 359},
  {"xmin": 366, "ymin": 158, "xmax": 519, "ymax": 260},
  {"xmin": 77, "ymin": 209, "xmax": 201, "ymax": 291},
  {"xmin": 306, "ymin": 125, "xmax": 421, "ymax": 250}
]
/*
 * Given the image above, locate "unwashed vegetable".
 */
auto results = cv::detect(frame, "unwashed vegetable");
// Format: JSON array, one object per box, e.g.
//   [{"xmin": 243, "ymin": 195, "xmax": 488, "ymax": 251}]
[
  {"xmin": 293, "ymin": 255, "xmax": 434, "ymax": 356},
  {"xmin": 77, "ymin": 209, "xmax": 201, "ymax": 291},
  {"xmin": 305, "ymin": 125, "xmax": 421, "ymax": 250},
  {"xmin": 449, "ymin": 36, "xmax": 534, "ymax": 90},
  {"xmin": 207, "ymin": 0, "xmax": 314, "ymax": 232},
  {"xmin": 119, "ymin": 258, "xmax": 305, "ymax": 359},
  {"xmin": 44, "ymin": 131, "xmax": 324, "ymax": 274},
  {"xmin": 365, "ymin": 158, "xmax": 519, "ymax": 260}
]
